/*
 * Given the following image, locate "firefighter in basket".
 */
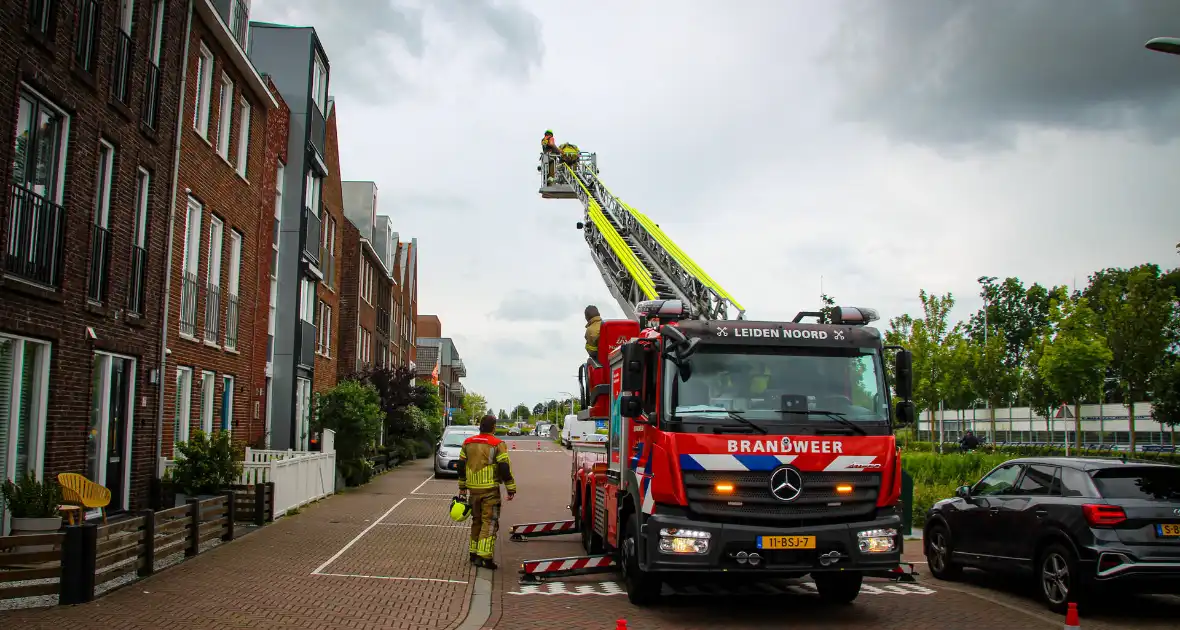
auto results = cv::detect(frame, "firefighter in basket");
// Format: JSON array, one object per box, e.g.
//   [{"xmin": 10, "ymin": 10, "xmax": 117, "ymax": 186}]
[
  {"xmin": 559, "ymin": 142, "xmax": 580, "ymax": 166},
  {"xmin": 541, "ymin": 130, "xmax": 560, "ymax": 183},
  {"xmin": 457, "ymin": 414, "xmax": 517, "ymax": 570}
]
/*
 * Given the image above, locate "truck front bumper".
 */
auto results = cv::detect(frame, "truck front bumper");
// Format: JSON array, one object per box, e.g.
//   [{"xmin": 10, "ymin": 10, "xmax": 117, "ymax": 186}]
[{"xmin": 639, "ymin": 509, "xmax": 904, "ymax": 576}]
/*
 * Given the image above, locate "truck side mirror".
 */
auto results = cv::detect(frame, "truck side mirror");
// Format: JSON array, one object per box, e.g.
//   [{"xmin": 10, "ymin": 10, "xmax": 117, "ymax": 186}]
[
  {"xmin": 577, "ymin": 363, "xmax": 588, "ymax": 408},
  {"xmin": 621, "ymin": 344, "xmax": 644, "ymax": 392},
  {"xmin": 894, "ymin": 401, "xmax": 915, "ymax": 427},
  {"xmin": 894, "ymin": 349, "xmax": 913, "ymax": 400},
  {"xmin": 619, "ymin": 395, "xmax": 644, "ymax": 419}
]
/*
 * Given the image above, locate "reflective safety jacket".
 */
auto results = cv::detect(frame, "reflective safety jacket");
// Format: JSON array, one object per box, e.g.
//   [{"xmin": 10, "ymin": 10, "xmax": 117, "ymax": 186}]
[
  {"xmin": 457, "ymin": 433, "xmax": 517, "ymax": 493},
  {"xmin": 542, "ymin": 135, "xmax": 558, "ymax": 152},
  {"xmin": 585, "ymin": 316, "xmax": 602, "ymax": 354}
]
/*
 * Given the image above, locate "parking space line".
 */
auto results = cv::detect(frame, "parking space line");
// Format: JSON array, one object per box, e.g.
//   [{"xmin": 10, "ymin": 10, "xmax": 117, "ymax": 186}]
[
  {"xmin": 410, "ymin": 475, "xmax": 436, "ymax": 495},
  {"xmin": 316, "ymin": 571, "xmax": 468, "ymax": 585},
  {"xmin": 311, "ymin": 498, "xmax": 406, "ymax": 575}
]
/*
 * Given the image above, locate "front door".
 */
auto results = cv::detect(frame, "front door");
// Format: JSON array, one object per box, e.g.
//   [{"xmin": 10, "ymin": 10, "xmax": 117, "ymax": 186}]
[
  {"xmin": 105, "ymin": 357, "xmax": 130, "ymax": 511},
  {"xmin": 89, "ymin": 352, "xmax": 135, "ymax": 514}
]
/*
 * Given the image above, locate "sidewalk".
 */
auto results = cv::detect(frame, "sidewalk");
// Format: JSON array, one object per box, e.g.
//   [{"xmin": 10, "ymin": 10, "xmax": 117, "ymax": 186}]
[{"xmin": 0, "ymin": 460, "xmax": 476, "ymax": 630}]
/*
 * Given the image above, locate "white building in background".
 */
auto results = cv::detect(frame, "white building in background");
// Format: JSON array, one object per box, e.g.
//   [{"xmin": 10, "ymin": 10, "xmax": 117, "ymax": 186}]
[{"xmin": 915, "ymin": 401, "xmax": 1172, "ymax": 447}]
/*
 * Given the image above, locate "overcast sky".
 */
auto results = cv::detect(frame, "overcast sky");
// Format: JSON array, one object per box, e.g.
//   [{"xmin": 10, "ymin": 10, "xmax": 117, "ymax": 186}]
[{"xmin": 251, "ymin": 0, "xmax": 1180, "ymax": 414}]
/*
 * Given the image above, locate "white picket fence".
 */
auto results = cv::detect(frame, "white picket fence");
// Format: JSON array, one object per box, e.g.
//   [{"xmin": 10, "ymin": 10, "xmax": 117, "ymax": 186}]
[{"xmin": 159, "ymin": 430, "xmax": 337, "ymax": 517}]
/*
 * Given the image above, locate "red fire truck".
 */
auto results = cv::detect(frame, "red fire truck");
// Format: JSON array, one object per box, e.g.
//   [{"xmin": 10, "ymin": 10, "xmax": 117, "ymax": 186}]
[{"xmin": 515, "ymin": 299, "xmax": 917, "ymax": 605}]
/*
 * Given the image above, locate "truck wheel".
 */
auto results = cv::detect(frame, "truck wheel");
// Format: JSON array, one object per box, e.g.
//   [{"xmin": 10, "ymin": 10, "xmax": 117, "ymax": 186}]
[
  {"xmin": 581, "ymin": 501, "xmax": 604, "ymax": 555},
  {"xmin": 620, "ymin": 512, "xmax": 661, "ymax": 606},
  {"xmin": 812, "ymin": 571, "xmax": 862, "ymax": 605}
]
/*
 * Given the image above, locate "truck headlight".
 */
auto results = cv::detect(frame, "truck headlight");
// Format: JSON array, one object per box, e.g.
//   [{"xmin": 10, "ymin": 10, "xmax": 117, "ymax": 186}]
[
  {"xmin": 658, "ymin": 528, "xmax": 710, "ymax": 554},
  {"xmin": 857, "ymin": 528, "xmax": 897, "ymax": 553}
]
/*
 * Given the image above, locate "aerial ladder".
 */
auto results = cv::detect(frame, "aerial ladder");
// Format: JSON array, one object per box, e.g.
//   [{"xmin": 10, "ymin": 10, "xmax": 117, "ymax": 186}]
[{"xmin": 538, "ymin": 144, "xmax": 746, "ymax": 322}]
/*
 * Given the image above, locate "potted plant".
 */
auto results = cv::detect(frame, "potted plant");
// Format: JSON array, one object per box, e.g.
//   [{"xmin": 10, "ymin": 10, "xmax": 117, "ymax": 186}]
[
  {"xmin": 1, "ymin": 472, "xmax": 64, "ymax": 551},
  {"xmin": 171, "ymin": 430, "xmax": 243, "ymax": 507}
]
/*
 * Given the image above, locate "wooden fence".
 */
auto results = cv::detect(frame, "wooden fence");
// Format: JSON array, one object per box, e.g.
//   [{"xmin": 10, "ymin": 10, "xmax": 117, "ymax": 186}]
[{"xmin": 0, "ymin": 483, "xmax": 274, "ymax": 605}]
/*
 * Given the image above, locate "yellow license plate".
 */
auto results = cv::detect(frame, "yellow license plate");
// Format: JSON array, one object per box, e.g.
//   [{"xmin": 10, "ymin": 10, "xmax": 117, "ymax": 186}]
[
  {"xmin": 1158, "ymin": 524, "xmax": 1180, "ymax": 537},
  {"xmin": 757, "ymin": 535, "xmax": 816, "ymax": 550}
]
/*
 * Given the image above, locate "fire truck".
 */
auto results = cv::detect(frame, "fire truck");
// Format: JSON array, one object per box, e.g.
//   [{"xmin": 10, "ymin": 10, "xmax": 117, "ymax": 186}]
[{"xmin": 511, "ymin": 140, "xmax": 917, "ymax": 606}]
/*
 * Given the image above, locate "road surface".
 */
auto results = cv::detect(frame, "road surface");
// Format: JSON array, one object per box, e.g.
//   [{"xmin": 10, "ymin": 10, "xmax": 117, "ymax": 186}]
[{"xmin": 3, "ymin": 434, "xmax": 1175, "ymax": 629}]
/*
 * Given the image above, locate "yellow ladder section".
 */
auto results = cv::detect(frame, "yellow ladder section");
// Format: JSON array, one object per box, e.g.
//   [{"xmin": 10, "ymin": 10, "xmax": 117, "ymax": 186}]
[{"xmin": 568, "ymin": 166, "xmax": 658, "ymax": 300}]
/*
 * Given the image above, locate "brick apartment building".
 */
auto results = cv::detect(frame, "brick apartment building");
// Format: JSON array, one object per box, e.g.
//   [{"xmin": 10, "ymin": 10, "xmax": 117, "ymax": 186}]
[
  {"xmin": 392, "ymin": 237, "xmax": 418, "ymax": 368},
  {"xmin": 0, "ymin": 0, "xmax": 186, "ymax": 516},
  {"xmin": 255, "ymin": 75, "xmax": 289, "ymax": 449},
  {"xmin": 417, "ymin": 315, "xmax": 441, "ymax": 339},
  {"xmin": 312, "ymin": 101, "xmax": 343, "ymax": 395},
  {"xmin": 338, "ymin": 181, "xmax": 383, "ymax": 377},
  {"xmin": 162, "ymin": 0, "xmax": 281, "ymax": 457}
]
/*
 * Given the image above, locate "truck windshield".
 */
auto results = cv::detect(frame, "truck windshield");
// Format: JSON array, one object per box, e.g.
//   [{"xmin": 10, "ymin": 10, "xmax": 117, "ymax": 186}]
[{"xmin": 665, "ymin": 348, "xmax": 888, "ymax": 428}]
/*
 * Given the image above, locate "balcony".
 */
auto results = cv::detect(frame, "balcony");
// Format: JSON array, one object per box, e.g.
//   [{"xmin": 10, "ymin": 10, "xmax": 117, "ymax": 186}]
[
  {"xmin": 111, "ymin": 30, "xmax": 133, "ymax": 106},
  {"xmin": 86, "ymin": 224, "xmax": 112, "ymax": 303},
  {"xmin": 451, "ymin": 358, "xmax": 466, "ymax": 379},
  {"xmin": 127, "ymin": 245, "xmax": 147, "ymax": 316},
  {"xmin": 179, "ymin": 272, "xmax": 199, "ymax": 337},
  {"xmin": 301, "ymin": 206, "xmax": 321, "ymax": 266},
  {"xmin": 141, "ymin": 61, "xmax": 160, "ymax": 129},
  {"xmin": 225, "ymin": 292, "xmax": 239, "ymax": 350},
  {"xmin": 204, "ymin": 282, "xmax": 221, "ymax": 344},
  {"xmin": 6, "ymin": 184, "xmax": 64, "ymax": 287},
  {"xmin": 309, "ymin": 104, "xmax": 326, "ymax": 159},
  {"xmin": 298, "ymin": 320, "xmax": 316, "ymax": 367}
]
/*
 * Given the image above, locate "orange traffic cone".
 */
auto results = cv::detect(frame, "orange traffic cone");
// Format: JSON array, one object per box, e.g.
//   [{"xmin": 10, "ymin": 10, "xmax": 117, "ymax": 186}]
[
  {"xmin": 511, "ymin": 441, "xmax": 516, "ymax": 450},
  {"xmin": 615, "ymin": 621, "xmax": 627, "ymax": 630},
  {"xmin": 1064, "ymin": 602, "xmax": 1080, "ymax": 629},
  {"xmin": 537, "ymin": 441, "xmax": 542, "ymax": 450}
]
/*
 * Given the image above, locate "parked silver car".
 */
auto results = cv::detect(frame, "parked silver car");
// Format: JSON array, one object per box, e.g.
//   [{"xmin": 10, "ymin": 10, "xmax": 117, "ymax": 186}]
[{"xmin": 434, "ymin": 426, "xmax": 478, "ymax": 477}]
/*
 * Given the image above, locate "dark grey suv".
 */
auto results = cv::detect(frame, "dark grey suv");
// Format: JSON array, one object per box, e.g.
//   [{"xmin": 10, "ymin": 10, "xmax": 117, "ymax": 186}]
[{"xmin": 923, "ymin": 457, "xmax": 1180, "ymax": 613}]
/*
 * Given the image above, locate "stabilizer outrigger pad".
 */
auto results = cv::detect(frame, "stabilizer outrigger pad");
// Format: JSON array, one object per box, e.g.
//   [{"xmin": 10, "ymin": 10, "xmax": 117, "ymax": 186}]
[
  {"xmin": 509, "ymin": 519, "xmax": 579, "ymax": 542},
  {"xmin": 518, "ymin": 554, "xmax": 617, "ymax": 584}
]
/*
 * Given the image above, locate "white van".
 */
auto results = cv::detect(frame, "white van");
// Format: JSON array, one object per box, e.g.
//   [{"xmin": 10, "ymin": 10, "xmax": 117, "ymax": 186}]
[{"xmin": 561, "ymin": 414, "xmax": 602, "ymax": 447}]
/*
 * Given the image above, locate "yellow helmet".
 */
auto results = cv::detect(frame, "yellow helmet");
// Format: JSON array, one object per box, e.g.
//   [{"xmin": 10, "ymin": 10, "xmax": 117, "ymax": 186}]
[{"xmin": 449, "ymin": 496, "xmax": 472, "ymax": 522}]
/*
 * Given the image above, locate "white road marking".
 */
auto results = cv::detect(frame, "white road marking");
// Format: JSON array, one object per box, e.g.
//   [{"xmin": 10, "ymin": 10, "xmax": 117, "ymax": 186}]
[
  {"xmin": 376, "ymin": 522, "xmax": 467, "ymax": 528},
  {"xmin": 410, "ymin": 475, "xmax": 437, "ymax": 495},
  {"xmin": 312, "ymin": 498, "xmax": 406, "ymax": 575},
  {"xmin": 316, "ymin": 572, "xmax": 467, "ymax": 585}
]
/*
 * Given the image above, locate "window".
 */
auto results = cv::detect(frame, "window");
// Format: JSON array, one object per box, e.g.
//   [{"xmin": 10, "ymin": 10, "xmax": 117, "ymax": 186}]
[
  {"xmin": 221, "ymin": 375, "xmax": 234, "ymax": 431},
  {"xmin": 1015, "ymin": 465, "xmax": 1058, "ymax": 496},
  {"xmin": 204, "ymin": 216, "xmax": 224, "ymax": 344},
  {"xmin": 216, "ymin": 74, "xmax": 234, "ymax": 158},
  {"xmin": 1092, "ymin": 467, "xmax": 1180, "ymax": 502},
  {"xmin": 311, "ymin": 53, "xmax": 328, "ymax": 113},
  {"xmin": 304, "ymin": 171, "xmax": 321, "ymax": 214},
  {"xmin": 174, "ymin": 367, "xmax": 193, "ymax": 447},
  {"xmin": 296, "ymin": 377, "xmax": 312, "ymax": 450},
  {"xmin": 9, "ymin": 88, "xmax": 69, "ymax": 287},
  {"xmin": 263, "ymin": 377, "xmax": 273, "ymax": 449},
  {"xmin": 0, "ymin": 335, "xmax": 52, "ymax": 527},
  {"xmin": 272, "ymin": 162, "xmax": 284, "ymax": 275},
  {"xmin": 236, "ymin": 98, "xmax": 251, "ymax": 177},
  {"xmin": 1058, "ymin": 467, "xmax": 1093, "ymax": 498},
  {"xmin": 200, "ymin": 371, "xmax": 215, "ymax": 434},
  {"xmin": 973, "ymin": 464, "xmax": 1022, "ymax": 497},
  {"xmin": 360, "ymin": 259, "xmax": 371, "ymax": 304},
  {"xmin": 193, "ymin": 43, "xmax": 214, "ymax": 137},
  {"xmin": 142, "ymin": 0, "xmax": 165, "ymax": 128},
  {"xmin": 317, "ymin": 302, "xmax": 332, "ymax": 356},
  {"xmin": 227, "ymin": 0, "xmax": 249, "ymax": 49},
  {"xmin": 118, "ymin": 0, "xmax": 135, "ymax": 34},
  {"xmin": 148, "ymin": 0, "xmax": 164, "ymax": 64},
  {"xmin": 299, "ymin": 278, "xmax": 316, "ymax": 323},
  {"xmin": 267, "ymin": 276, "xmax": 276, "ymax": 363},
  {"xmin": 74, "ymin": 0, "xmax": 100, "ymax": 73},
  {"xmin": 111, "ymin": 0, "xmax": 135, "ymax": 104},
  {"xmin": 179, "ymin": 197, "xmax": 202, "ymax": 337},
  {"xmin": 319, "ymin": 215, "xmax": 335, "ymax": 288},
  {"xmin": 128, "ymin": 168, "xmax": 150, "ymax": 316},
  {"xmin": 87, "ymin": 352, "xmax": 135, "ymax": 511},
  {"xmin": 225, "ymin": 230, "xmax": 242, "ymax": 349},
  {"xmin": 88, "ymin": 141, "xmax": 116, "ymax": 303}
]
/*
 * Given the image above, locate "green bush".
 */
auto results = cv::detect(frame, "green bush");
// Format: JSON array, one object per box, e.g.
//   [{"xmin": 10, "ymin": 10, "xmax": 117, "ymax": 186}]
[
  {"xmin": 173, "ymin": 430, "xmax": 244, "ymax": 495},
  {"xmin": 339, "ymin": 458, "xmax": 375, "ymax": 487},
  {"xmin": 393, "ymin": 438, "xmax": 416, "ymax": 462},
  {"xmin": 902, "ymin": 441, "xmax": 1179, "ymax": 463},
  {"xmin": 1, "ymin": 471, "xmax": 63, "ymax": 519},
  {"xmin": 413, "ymin": 440, "xmax": 432, "ymax": 459}
]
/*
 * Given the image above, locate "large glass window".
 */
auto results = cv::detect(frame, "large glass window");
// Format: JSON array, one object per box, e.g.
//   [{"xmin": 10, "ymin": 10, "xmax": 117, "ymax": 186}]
[{"xmin": 664, "ymin": 348, "xmax": 888, "ymax": 428}]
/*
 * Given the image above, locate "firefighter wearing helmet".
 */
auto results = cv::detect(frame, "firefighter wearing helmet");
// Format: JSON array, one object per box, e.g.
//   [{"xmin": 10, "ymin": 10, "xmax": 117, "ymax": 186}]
[{"xmin": 457, "ymin": 414, "xmax": 517, "ymax": 569}]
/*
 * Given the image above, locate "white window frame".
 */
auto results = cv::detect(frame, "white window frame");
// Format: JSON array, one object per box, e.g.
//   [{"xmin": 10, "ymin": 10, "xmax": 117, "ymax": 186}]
[
  {"xmin": 133, "ymin": 168, "xmax": 150, "ymax": 248},
  {"xmin": 0, "ymin": 335, "xmax": 52, "ymax": 487},
  {"xmin": 221, "ymin": 375, "xmax": 234, "ymax": 432},
  {"xmin": 174, "ymin": 367, "xmax": 193, "ymax": 448},
  {"xmin": 88, "ymin": 351, "xmax": 137, "ymax": 511},
  {"xmin": 193, "ymin": 43, "xmax": 214, "ymax": 137},
  {"xmin": 305, "ymin": 171, "xmax": 321, "ymax": 215},
  {"xmin": 235, "ymin": 97, "xmax": 251, "ymax": 177},
  {"xmin": 182, "ymin": 197, "xmax": 202, "ymax": 275},
  {"xmin": 148, "ymin": 0, "xmax": 165, "ymax": 65},
  {"xmin": 263, "ymin": 376, "xmax": 272, "ymax": 449},
  {"xmin": 299, "ymin": 278, "xmax": 316, "ymax": 323},
  {"xmin": 216, "ymin": 73, "xmax": 234, "ymax": 158},
  {"xmin": 14, "ymin": 86, "xmax": 71, "ymax": 206},
  {"xmin": 272, "ymin": 161, "xmax": 284, "ymax": 277},
  {"xmin": 118, "ymin": 0, "xmax": 136, "ymax": 35},
  {"xmin": 311, "ymin": 52, "xmax": 328, "ymax": 113},
  {"xmin": 267, "ymin": 276, "xmax": 277, "ymax": 364},
  {"xmin": 296, "ymin": 377, "xmax": 312, "ymax": 450},
  {"xmin": 200, "ymin": 371, "xmax": 215, "ymax": 434},
  {"xmin": 227, "ymin": 230, "xmax": 242, "ymax": 299},
  {"xmin": 207, "ymin": 216, "xmax": 224, "ymax": 288},
  {"xmin": 94, "ymin": 140, "xmax": 115, "ymax": 227}
]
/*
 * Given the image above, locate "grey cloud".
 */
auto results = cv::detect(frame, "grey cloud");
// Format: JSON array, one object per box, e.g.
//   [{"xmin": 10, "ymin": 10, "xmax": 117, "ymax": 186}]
[
  {"xmin": 825, "ymin": 0, "xmax": 1180, "ymax": 150},
  {"xmin": 429, "ymin": 0, "xmax": 544, "ymax": 80},
  {"xmin": 490, "ymin": 289, "xmax": 598, "ymax": 322}
]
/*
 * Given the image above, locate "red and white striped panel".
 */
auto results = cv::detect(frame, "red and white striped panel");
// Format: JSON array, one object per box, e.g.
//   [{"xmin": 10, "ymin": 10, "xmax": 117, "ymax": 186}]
[
  {"xmin": 511, "ymin": 520, "xmax": 577, "ymax": 535},
  {"xmin": 521, "ymin": 555, "xmax": 616, "ymax": 575}
]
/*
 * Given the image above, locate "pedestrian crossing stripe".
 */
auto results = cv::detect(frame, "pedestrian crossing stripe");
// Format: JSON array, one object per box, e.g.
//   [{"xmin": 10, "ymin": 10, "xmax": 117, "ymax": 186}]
[{"xmin": 507, "ymin": 580, "xmax": 936, "ymax": 596}]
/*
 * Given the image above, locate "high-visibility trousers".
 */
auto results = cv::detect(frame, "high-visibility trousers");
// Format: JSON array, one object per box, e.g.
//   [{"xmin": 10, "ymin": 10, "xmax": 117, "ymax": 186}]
[{"xmin": 468, "ymin": 488, "xmax": 501, "ymax": 559}]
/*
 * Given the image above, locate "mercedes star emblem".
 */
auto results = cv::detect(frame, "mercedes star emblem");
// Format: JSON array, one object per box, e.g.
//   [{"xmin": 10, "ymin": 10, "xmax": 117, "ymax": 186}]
[{"xmin": 768, "ymin": 466, "xmax": 804, "ymax": 502}]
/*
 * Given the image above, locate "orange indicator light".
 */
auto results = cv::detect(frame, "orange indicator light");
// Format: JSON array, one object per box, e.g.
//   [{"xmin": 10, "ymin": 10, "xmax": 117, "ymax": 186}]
[
  {"xmin": 836, "ymin": 484, "xmax": 854, "ymax": 494},
  {"xmin": 715, "ymin": 483, "xmax": 735, "ymax": 493}
]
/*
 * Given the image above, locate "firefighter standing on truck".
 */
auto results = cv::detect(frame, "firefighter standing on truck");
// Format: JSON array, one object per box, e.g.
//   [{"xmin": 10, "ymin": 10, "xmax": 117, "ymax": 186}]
[
  {"xmin": 457, "ymin": 414, "xmax": 517, "ymax": 570},
  {"xmin": 584, "ymin": 305, "xmax": 602, "ymax": 358}
]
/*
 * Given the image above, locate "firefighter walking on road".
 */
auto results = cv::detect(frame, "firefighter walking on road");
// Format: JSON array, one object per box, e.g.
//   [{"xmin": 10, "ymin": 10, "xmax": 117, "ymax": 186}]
[{"xmin": 457, "ymin": 414, "xmax": 517, "ymax": 570}]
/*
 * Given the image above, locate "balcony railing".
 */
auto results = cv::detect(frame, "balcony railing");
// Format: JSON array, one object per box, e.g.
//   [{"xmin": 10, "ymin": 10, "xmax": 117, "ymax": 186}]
[
  {"xmin": 111, "ymin": 30, "xmax": 133, "ymax": 105},
  {"xmin": 225, "ymin": 292, "xmax": 239, "ymax": 349},
  {"xmin": 179, "ymin": 272, "xmax": 199, "ymax": 337},
  {"xmin": 229, "ymin": 0, "xmax": 249, "ymax": 49},
  {"xmin": 309, "ymin": 104, "xmax": 326, "ymax": 158},
  {"xmin": 127, "ymin": 245, "xmax": 147, "ymax": 316},
  {"xmin": 5, "ymin": 184, "xmax": 64, "ymax": 287},
  {"xmin": 142, "ymin": 61, "xmax": 160, "ymax": 129},
  {"xmin": 204, "ymin": 282, "xmax": 221, "ymax": 344},
  {"xmin": 302, "ymin": 206, "xmax": 321, "ymax": 266},
  {"xmin": 86, "ymin": 223, "xmax": 112, "ymax": 303},
  {"xmin": 298, "ymin": 320, "xmax": 316, "ymax": 367}
]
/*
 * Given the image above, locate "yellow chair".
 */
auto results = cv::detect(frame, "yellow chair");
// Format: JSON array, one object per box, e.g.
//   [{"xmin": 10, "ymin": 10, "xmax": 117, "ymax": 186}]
[{"xmin": 57, "ymin": 473, "xmax": 111, "ymax": 525}]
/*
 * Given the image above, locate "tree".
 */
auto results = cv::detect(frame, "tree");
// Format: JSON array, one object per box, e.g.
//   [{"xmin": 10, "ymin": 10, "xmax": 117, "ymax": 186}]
[
  {"xmin": 1037, "ymin": 293, "xmax": 1112, "ymax": 449},
  {"xmin": 1022, "ymin": 330, "xmax": 1059, "ymax": 440},
  {"xmin": 313, "ymin": 380, "xmax": 383, "ymax": 462},
  {"xmin": 512, "ymin": 403, "xmax": 531, "ymax": 420},
  {"xmin": 1084, "ymin": 264, "xmax": 1179, "ymax": 451},
  {"xmin": 532, "ymin": 403, "xmax": 544, "ymax": 417},
  {"xmin": 938, "ymin": 327, "xmax": 978, "ymax": 434},
  {"xmin": 1150, "ymin": 359, "xmax": 1180, "ymax": 442},
  {"xmin": 462, "ymin": 392, "xmax": 489, "ymax": 422},
  {"xmin": 352, "ymin": 366, "xmax": 442, "ymax": 441},
  {"xmin": 818, "ymin": 293, "xmax": 837, "ymax": 324},
  {"xmin": 886, "ymin": 290, "xmax": 955, "ymax": 444},
  {"xmin": 497, "ymin": 409, "xmax": 509, "ymax": 421},
  {"xmin": 972, "ymin": 332, "xmax": 1019, "ymax": 439},
  {"xmin": 967, "ymin": 277, "xmax": 1059, "ymax": 373}
]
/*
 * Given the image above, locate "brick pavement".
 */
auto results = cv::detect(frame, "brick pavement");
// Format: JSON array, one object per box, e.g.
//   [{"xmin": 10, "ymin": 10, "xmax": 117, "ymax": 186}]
[
  {"xmin": 488, "ymin": 439, "xmax": 1180, "ymax": 629},
  {"xmin": 0, "ymin": 459, "xmax": 474, "ymax": 630}
]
